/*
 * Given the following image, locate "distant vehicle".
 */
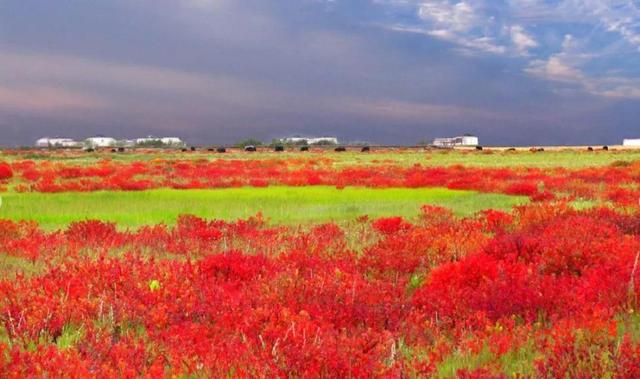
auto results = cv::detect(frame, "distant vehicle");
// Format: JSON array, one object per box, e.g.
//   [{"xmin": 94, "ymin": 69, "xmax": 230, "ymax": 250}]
[{"xmin": 244, "ymin": 145, "xmax": 257, "ymax": 152}]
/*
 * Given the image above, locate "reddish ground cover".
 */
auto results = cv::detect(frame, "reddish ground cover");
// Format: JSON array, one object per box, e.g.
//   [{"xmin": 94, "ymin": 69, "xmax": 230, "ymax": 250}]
[
  {"xmin": 3, "ymin": 151, "xmax": 640, "ymax": 376},
  {"xmin": 2, "ymin": 204, "xmax": 640, "ymax": 377},
  {"xmin": 3, "ymin": 156, "xmax": 640, "ymax": 206}
]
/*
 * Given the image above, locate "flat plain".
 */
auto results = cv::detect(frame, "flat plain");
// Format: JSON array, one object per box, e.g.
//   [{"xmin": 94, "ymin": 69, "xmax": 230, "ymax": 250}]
[{"xmin": 2, "ymin": 147, "xmax": 640, "ymax": 377}]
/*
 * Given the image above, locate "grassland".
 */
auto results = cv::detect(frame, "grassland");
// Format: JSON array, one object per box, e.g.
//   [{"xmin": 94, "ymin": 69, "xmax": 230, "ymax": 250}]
[
  {"xmin": 0, "ymin": 186, "xmax": 526, "ymax": 229},
  {"xmin": 5, "ymin": 147, "xmax": 640, "ymax": 168}
]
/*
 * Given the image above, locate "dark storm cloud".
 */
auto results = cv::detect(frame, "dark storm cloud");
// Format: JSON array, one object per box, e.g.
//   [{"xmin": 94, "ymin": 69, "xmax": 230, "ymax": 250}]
[{"xmin": 0, "ymin": 0, "xmax": 639, "ymax": 146}]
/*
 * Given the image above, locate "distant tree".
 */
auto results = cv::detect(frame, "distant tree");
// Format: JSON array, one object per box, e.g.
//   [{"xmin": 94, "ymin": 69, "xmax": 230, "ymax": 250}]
[
  {"xmin": 234, "ymin": 138, "xmax": 263, "ymax": 148},
  {"xmin": 417, "ymin": 139, "xmax": 432, "ymax": 146}
]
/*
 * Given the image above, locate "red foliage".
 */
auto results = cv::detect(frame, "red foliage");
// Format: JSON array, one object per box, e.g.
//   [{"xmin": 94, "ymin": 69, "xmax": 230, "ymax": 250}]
[
  {"xmin": 3, "ymin": 154, "xmax": 640, "ymax": 208},
  {"xmin": 505, "ymin": 182, "xmax": 538, "ymax": 196},
  {"xmin": 0, "ymin": 162, "xmax": 13, "ymax": 180},
  {"xmin": 2, "ymin": 150, "xmax": 640, "ymax": 376},
  {"xmin": 372, "ymin": 216, "xmax": 410, "ymax": 235},
  {"xmin": 0, "ymin": 203, "xmax": 638, "ymax": 376}
]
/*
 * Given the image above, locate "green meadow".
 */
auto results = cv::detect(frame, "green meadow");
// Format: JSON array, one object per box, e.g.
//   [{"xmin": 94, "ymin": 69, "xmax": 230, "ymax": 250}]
[
  {"xmin": 0, "ymin": 186, "xmax": 526, "ymax": 229},
  {"xmin": 6, "ymin": 148, "xmax": 640, "ymax": 169}
]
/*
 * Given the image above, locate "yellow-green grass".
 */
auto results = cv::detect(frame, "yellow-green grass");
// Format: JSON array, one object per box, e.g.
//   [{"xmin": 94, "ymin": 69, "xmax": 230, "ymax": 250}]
[
  {"xmin": 317, "ymin": 149, "xmax": 640, "ymax": 169},
  {"xmin": 4, "ymin": 148, "xmax": 640, "ymax": 168},
  {"xmin": 0, "ymin": 186, "xmax": 526, "ymax": 229}
]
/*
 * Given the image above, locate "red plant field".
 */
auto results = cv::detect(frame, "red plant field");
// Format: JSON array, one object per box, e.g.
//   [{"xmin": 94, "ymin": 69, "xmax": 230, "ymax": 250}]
[
  {"xmin": 2, "ymin": 151, "xmax": 640, "ymax": 377},
  {"xmin": 4, "ymin": 156, "xmax": 640, "ymax": 206}
]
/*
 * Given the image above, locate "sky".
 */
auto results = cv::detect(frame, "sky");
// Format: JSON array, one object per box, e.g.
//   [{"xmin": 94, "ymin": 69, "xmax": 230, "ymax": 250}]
[{"xmin": 1, "ymin": 0, "xmax": 639, "ymax": 146}]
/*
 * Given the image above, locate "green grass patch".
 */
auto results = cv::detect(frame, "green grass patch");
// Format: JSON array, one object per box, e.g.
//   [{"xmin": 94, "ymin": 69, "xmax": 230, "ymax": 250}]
[
  {"xmin": 0, "ymin": 254, "xmax": 45, "ymax": 279},
  {"xmin": 436, "ymin": 345, "xmax": 495, "ymax": 378},
  {"xmin": 55, "ymin": 324, "xmax": 85, "ymax": 350},
  {"xmin": 436, "ymin": 341, "xmax": 539, "ymax": 378},
  {"xmin": 0, "ymin": 186, "xmax": 525, "ymax": 229},
  {"xmin": 326, "ymin": 150, "xmax": 640, "ymax": 169}
]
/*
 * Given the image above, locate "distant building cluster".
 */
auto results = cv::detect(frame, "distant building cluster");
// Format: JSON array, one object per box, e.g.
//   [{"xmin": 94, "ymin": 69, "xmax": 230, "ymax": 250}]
[
  {"xmin": 30, "ymin": 134, "xmax": 640, "ymax": 150},
  {"xmin": 432, "ymin": 134, "xmax": 479, "ymax": 147},
  {"xmin": 623, "ymin": 139, "xmax": 640, "ymax": 147},
  {"xmin": 36, "ymin": 135, "xmax": 185, "ymax": 149},
  {"xmin": 35, "ymin": 138, "xmax": 82, "ymax": 148},
  {"xmin": 135, "ymin": 136, "xmax": 184, "ymax": 146},
  {"xmin": 280, "ymin": 136, "xmax": 339, "ymax": 145}
]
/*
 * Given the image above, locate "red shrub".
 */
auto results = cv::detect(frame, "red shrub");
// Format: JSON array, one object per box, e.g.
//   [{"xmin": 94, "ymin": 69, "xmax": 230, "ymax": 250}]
[
  {"xmin": 372, "ymin": 216, "xmax": 410, "ymax": 235},
  {"xmin": 0, "ymin": 162, "xmax": 13, "ymax": 180},
  {"xmin": 505, "ymin": 182, "xmax": 538, "ymax": 196}
]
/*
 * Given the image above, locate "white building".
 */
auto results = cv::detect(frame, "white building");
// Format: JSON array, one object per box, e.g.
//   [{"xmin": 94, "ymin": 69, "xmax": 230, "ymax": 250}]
[
  {"xmin": 281, "ymin": 136, "xmax": 339, "ymax": 145},
  {"xmin": 135, "ymin": 136, "xmax": 158, "ymax": 145},
  {"xmin": 623, "ymin": 139, "xmax": 640, "ymax": 147},
  {"xmin": 160, "ymin": 137, "xmax": 184, "ymax": 146},
  {"xmin": 35, "ymin": 137, "xmax": 81, "ymax": 148},
  {"xmin": 85, "ymin": 136, "xmax": 117, "ymax": 148},
  {"xmin": 432, "ymin": 135, "xmax": 479, "ymax": 147}
]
